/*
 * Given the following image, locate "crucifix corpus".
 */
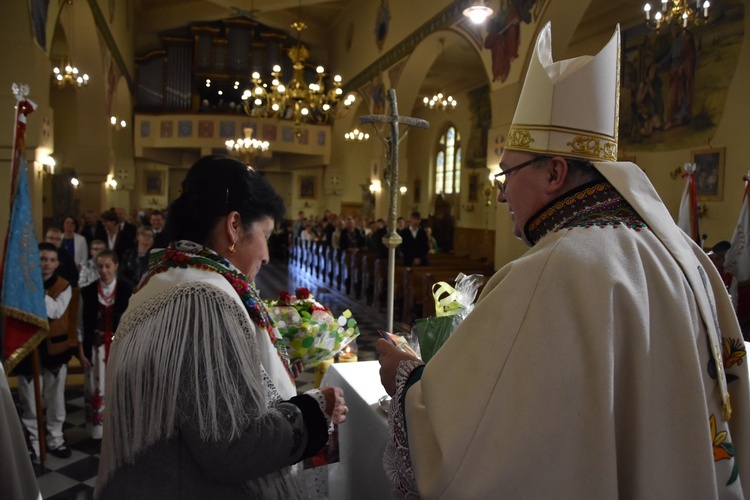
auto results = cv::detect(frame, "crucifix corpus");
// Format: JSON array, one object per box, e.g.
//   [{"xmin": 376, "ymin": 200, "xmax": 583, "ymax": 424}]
[{"xmin": 359, "ymin": 89, "xmax": 428, "ymax": 333}]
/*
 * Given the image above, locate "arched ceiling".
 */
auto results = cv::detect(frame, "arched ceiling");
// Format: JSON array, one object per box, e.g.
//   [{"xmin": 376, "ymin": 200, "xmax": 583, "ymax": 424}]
[{"xmin": 134, "ymin": 0, "xmax": 351, "ymax": 54}]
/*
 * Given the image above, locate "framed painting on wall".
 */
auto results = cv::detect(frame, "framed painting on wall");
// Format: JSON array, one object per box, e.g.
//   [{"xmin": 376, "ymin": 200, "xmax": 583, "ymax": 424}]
[
  {"xmin": 144, "ymin": 170, "xmax": 165, "ymax": 195},
  {"xmin": 300, "ymin": 176, "xmax": 316, "ymax": 199},
  {"xmin": 691, "ymin": 147, "xmax": 725, "ymax": 201}
]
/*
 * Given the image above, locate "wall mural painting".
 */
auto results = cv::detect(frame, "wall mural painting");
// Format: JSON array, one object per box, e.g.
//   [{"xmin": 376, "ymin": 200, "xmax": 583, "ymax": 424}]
[
  {"xmin": 620, "ymin": 1, "xmax": 744, "ymax": 151},
  {"xmin": 467, "ymin": 85, "xmax": 491, "ymax": 169},
  {"xmin": 30, "ymin": 0, "xmax": 50, "ymax": 50},
  {"xmin": 375, "ymin": 0, "xmax": 390, "ymax": 51},
  {"xmin": 483, "ymin": 0, "xmax": 540, "ymax": 83},
  {"xmin": 371, "ymin": 73, "xmax": 386, "ymax": 115}
]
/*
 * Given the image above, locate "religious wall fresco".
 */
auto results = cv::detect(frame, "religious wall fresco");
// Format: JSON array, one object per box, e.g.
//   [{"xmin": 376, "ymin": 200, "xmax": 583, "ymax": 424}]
[
  {"xmin": 620, "ymin": 1, "xmax": 744, "ymax": 151},
  {"xmin": 483, "ymin": 0, "xmax": 546, "ymax": 83},
  {"xmin": 466, "ymin": 85, "xmax": 491, "ymax": 169}
]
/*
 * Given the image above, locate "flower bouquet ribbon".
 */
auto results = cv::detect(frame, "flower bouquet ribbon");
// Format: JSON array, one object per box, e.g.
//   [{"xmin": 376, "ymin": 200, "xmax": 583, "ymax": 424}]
[
  {"xmin": 265, "ymin": 288, "xmax": 360, "ymax": 368},
  {"xmin": 414, "ymin": 273, "xmax": 484, "ymax": 362},
  {"xmin": 432, "ymin": 281, "xmax": 464, "ymax": 318}
]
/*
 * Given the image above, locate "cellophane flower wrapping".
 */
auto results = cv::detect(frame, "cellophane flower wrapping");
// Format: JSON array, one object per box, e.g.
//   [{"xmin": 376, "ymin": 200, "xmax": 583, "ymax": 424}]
[
  {"xmin": 413, "ymin": 273, "xmax": 484, "ymax": 363},
  {"xmin": 265, "ymin": 287, "xmax": 360, "ymax": 368}
]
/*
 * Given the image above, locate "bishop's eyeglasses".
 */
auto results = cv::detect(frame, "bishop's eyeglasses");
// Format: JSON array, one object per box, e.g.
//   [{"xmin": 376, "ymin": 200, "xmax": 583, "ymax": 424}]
[{"xmin": 494, "ymin": 155, "xmax": 550, "ymax": 196}]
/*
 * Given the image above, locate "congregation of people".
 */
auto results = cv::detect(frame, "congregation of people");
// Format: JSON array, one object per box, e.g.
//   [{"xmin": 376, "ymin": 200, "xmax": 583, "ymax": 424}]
[
  {"xmin": 5, "ymin": 27, "xmax": 748, "ymax": 498},
  {"xmin": 10, "ymin": 207, "xmax": 169, "ymax": 460},
  {"xmin": 289, "ymin": 209, "xmax": 435, "ymax": 267}
]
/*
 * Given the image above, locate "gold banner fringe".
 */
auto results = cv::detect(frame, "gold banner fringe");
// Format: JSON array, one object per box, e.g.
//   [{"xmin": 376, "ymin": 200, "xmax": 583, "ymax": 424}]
[
  {"xmin": 1, "ymin": 305, "xmax": 50, "ymax": 330},
  {"xmin": 3, "ymin": 328, "xmax": 47, "ymax": 374}
]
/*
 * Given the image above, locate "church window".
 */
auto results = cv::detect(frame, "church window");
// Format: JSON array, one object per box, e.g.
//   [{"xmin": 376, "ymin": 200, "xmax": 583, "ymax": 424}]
[{"xmin": 435, "ymin": 126, "xmax": 461, "ymax": 194}]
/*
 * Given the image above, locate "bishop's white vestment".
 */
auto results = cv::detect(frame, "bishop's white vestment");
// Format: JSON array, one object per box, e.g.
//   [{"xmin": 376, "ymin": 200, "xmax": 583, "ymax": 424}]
[{"xmin": 388, "ymin": 163, "xmax": 750, "ymax": 499}]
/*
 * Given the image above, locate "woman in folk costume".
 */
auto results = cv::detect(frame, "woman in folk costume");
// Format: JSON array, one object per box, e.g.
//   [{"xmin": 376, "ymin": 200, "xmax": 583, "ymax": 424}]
[
  {"xmin": 377, "ymin": 23, "xmax": 750, "ymax": 499},
  {"xmin": 95, "ymin": 156, "xmax": 348, "ymax": 499},
  {"xmin": 78, "ymin": 249, "xmax": 132, "ymax": 439},
  {"xmin": 62, "ymin": 215, "xmax": 89, "ymax": 271}
]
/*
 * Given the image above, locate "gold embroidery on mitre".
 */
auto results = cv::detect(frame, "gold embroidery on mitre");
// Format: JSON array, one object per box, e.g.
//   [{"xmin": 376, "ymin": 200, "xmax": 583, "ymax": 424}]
[
  {"xmin": 567, "ymin": 136, "xmax": 617, "ymax": 161},
  {"xmin": 506, "ymin": 128, "xmax": 534, "ymax": 148}
]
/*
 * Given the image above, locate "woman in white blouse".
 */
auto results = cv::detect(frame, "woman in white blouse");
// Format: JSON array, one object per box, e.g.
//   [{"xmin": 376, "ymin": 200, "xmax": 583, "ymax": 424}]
[{"xmin": 62, "ymin": 215, "xmax": 89, "ymax": 271}]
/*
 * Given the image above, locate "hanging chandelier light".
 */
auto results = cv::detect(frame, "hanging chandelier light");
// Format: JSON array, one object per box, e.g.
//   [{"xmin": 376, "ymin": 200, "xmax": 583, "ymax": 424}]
[
  {"xmin": 344, "ymin": 128, "xmax": 369, "ymax": 141},
  {"xmin": 225, "ymin": 127, "xmax": 270, "ymax": 166},
  {"xmin": 241, "ymin": 1, "xmax": 353, "ymax": 136},
  {"xmin": 643, "ymin": 0, "xmax": 710, "ymax": 31},
  {"xmin": 423, "ymin": 39, "xmax": 458, "ymax": 112},
  {"xmin": 423, "ymin": 92, "xmax": 457, "ymax": 111},
  {"xmin": 52, "ymin": 0, "xmax": 89, "ymax": 89}
]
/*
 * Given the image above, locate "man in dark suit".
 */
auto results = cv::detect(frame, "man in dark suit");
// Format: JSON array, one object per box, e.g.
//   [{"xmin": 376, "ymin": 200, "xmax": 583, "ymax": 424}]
[
  {"xmin": 114, "ymin": 207, "xmax": 137, "ymax": 253},
  {"xmin": 150, "ymin": 210, "xmax": 170, "ymax": 248},
  {"xmin": 80, "ymin": 209, "xmax": 106, "ymax": 245},
  {"xmin": 102, "ymin": 209, "xmax": 130, "ymax": 262},
  {"xmin": 400, "ymin": 211, "xmax": 429, "ymax": 267}
]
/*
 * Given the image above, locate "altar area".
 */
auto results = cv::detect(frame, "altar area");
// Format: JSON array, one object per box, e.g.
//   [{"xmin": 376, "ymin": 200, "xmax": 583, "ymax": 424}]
[{"xmin": 322, "ymin": 361, "xmax": 392, "ymax": 499}]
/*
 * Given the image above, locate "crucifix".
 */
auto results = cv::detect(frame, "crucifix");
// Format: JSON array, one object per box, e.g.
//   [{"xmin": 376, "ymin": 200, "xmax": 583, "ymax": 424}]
[{"xmin": 359, "ymin": 89, "xmax": 428, "ymax": 332}]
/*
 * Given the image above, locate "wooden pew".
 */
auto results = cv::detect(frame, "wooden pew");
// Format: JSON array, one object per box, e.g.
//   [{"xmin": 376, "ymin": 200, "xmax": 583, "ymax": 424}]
[
  {"xmin": 339, "ymin": 250, "xmax": 353, "ymax": 294},
  {"xmin": 372, "ymin": 254, "xmax": 491, "ymax": 318},
  {"xmin": 403, "ymin": 264, "xmax": 492, "ymax": 325},
  {"xmin": 359, "ymin": 253, "xmax": 382, "ymax": 306},
  {"xmin": 348, "ymin": 251, "xmax": 373, "ymax": 300},
  {"xmin": 321, "ymin": 245, "xmax": 334, "ymax": 287},
  {"xmin": 372, "ymin": 259, "xmax": 407, "ymax": 315}
]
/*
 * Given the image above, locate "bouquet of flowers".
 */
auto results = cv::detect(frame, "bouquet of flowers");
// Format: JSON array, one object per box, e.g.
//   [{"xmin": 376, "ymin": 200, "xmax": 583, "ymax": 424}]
[{"xmin": 265, "ymin": 287, "xmax": 360, "ymax": 368}]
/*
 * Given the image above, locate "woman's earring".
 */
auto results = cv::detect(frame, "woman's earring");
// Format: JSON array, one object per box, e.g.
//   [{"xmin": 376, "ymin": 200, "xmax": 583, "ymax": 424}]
[{"xmin": 229, "ymin": 240, "xmax": 237, "ymax": 255}]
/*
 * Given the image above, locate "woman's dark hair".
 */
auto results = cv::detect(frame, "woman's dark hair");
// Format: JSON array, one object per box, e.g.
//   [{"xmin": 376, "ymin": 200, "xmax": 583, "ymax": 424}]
[
  {"xmin": 96, "ymin": 249, "xmax": 119, "ymax": 266},
  {"xmin": 166, "ymin": 156, "xmax": 285, "ymax": 246},
  {"xmin": 101, "ymin": 210, "xmax": 119, "ymax": 223},
  {"xmin": 62, "ymin": 215, "xmax": 78, "ymax": 231}
]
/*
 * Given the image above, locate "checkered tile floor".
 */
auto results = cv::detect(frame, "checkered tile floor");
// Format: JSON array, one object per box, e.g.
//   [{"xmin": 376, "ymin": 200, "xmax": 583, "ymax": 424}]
[{"xmin": 11, "ymin": 257, "xmax": 390, "ymax": 498}]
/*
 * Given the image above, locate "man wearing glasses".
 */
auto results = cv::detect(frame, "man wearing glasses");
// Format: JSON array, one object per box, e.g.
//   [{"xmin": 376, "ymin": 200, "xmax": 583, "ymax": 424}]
[{"xmin": 378, "ymin": 22, "xmax": 749, "ymax": 499}]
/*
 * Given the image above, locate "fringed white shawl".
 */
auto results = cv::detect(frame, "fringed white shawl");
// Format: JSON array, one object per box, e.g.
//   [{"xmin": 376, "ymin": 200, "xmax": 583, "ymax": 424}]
[{"xmin": 95, "ymin": 265, "xmax": 300, "ymax": 497}]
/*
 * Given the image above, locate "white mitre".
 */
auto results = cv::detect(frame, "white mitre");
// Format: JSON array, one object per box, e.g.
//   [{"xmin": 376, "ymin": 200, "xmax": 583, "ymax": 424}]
[{"xmin": 505, "ymin": 22, "xmax": 620, "ymax": 162}]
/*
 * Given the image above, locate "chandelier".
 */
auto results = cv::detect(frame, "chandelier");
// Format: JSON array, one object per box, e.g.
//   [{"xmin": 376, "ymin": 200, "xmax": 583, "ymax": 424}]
[
  {"xmin": 644, "ymin": 0, "xmax": 710, "ymax": 31},
  {"xmin": 52, "ymin": 0, "xmax": 89, "ymax": 89},
  {"xmin": 423, "ymin": 92, "xmax": 457, "ymax": 111},
  {"xmin": 423, "ymin": 38, "xmax": 458, "ymax": 111},
  {"xmin": 225, "ymin": 127, "xmax": 270, "ymax": 165},
  {"xmin": 241, "ymin": 5, "xmax": 353, "ymax": 136},
  {"xmin": 344, "ymin": 128, "xmax": 370, "ymax": 141}
]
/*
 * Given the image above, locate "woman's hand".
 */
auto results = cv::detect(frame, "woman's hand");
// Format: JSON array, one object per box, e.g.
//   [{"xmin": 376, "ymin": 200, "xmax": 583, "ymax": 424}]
[
  {"xmin": 376, "ymin": 339, "xmax": 419, "ymax": 396},
  {"xmin": 320, "ymin": 386, "xmax": 348, "ymax": 424},
  {"xmin": 291, "ymin": 361, "xmax": 304, "ymax": 379}
]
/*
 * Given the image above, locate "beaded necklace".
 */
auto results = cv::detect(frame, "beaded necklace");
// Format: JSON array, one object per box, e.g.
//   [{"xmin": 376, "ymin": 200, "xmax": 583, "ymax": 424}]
[{"xmin": 142, "ymin": 241, "xmax": 294, "ymax": 381}]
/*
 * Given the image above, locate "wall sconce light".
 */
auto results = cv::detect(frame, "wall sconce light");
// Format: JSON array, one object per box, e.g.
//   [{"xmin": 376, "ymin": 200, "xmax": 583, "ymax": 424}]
[
  {"xmin": 106, "ymin": 174, "xmax": 118, "ymax": 190},
  {"xmin": 110, "ymin": 116, "xmax": 127, "ymax": 130},
  {"xmin": 40, "ymin": 156, "xmax": 56, "ymax": 177},
  {"xmin": 482, "ymin": 182, "xmax": 495, "ymax": 206},
  {"xmin": 369, "ymin": 180, "xmax": 382, "ymax": 193},
  {"xmin": 399, "ymin": 185, "xmax": 407, "ymax": 195},
  {"xmin": 70, "ymin": 176, "xmax": 80, "ymax": 188}
]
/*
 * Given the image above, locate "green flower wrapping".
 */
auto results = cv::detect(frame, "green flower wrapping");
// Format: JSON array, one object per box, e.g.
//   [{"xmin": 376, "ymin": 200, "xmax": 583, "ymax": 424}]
[{"xmin": 265, "ymin": 288, "xmax": 359, "ymax": 368}]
